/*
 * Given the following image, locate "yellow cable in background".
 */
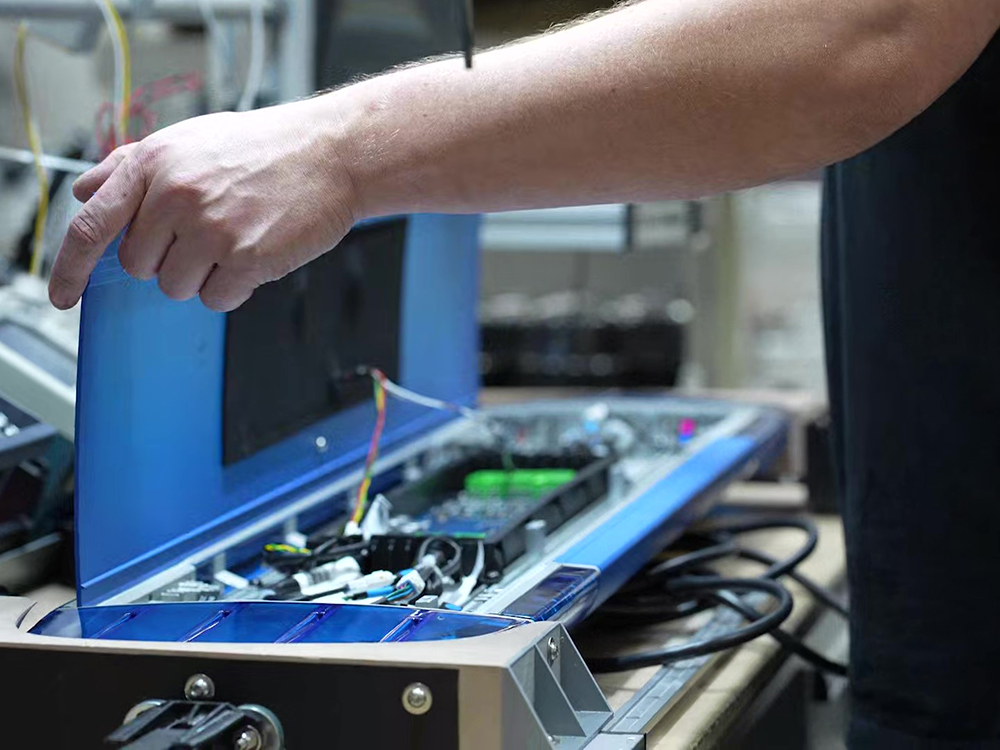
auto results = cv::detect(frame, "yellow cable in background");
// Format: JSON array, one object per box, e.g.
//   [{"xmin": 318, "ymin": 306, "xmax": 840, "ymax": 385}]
[
  {"xmin": 13, "ymin": 22, "xmax": 49, "ymax": 278},
  {"xmin": 97, "ymin": 0, "xmax": 131, "ymax": 144}
]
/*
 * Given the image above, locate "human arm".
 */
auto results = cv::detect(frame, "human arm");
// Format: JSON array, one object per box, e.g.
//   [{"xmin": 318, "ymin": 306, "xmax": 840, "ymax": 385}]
[{"xmin": 50, "ymin": 0, "xmax": 1000, "ymax": 311}]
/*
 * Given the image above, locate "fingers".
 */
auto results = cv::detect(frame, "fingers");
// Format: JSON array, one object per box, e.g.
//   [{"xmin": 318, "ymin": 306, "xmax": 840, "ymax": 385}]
[
  {"xmin": 156, "ymin": 237, "xmax": 221, "ymax": 302},
  {"xmin": 49, "ymin": 155, "xmax": 146, "ymax": 310},
  {"xmin": 117, "ymin": 197, "xmax": 176, "ymax": 281},
  {"xmin": 72, "ymin": 144, "xmax": 138, "ymax": 202},
  {"xmin": 199, "ymin": 264, "xmax": 257, "ymax": 312}
]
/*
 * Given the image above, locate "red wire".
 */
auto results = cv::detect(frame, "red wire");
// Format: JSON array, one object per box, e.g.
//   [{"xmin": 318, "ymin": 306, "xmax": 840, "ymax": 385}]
[
  {"xmin": 93, "ymin": 72, "xmax": 204, "ymax": 158},
  {"xmin": 352, "ymin": 370, "xmax": 389, "ymax": 524}
]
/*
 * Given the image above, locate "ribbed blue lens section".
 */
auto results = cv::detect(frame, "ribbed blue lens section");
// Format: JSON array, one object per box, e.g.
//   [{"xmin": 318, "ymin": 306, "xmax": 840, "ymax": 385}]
[
  {"xmin": 29, "ymin": 602, "xmax": 527, "ymax": 644},
  {"xmin": 500, "ymin": 566, "xmax": 599, "ymax": 626},
  {"xmin": 384, "ymin": 610, "xmax": 520, "ymax": 642}
]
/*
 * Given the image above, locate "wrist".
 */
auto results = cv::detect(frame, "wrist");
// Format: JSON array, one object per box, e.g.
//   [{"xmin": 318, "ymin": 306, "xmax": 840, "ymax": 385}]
[
  {"xmin": 303, "ymin": 78, "xmax": 397, "ymax": 224},
  {"xmin": 288, "ymin": 89, "xmax": 372, "ymax": 232}
]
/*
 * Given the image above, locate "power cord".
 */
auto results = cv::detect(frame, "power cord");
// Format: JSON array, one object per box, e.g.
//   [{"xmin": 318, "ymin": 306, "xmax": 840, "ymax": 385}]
[
  {"xmin": 709, "ymin": 590, "xmax": 848, "ymax": 676},
  {"xmin": 733, "ymin": 547, "xmax": 848, "ymax": 619},
  {"xmin": 586, "ymin": 576, "xmax": 793, "ymax": 673},
  {"xmin": 587, "ymin": 516, "xmax": 848, "ymax": 676}
]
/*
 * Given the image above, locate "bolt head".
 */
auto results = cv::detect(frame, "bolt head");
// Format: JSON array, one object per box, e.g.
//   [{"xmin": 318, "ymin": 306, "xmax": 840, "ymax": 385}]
[
  {"xmin": 184, "ymin": 673, "xmax": 215, "ymax": 701},
  {"xmin": 402, "ymin": 682, "xmax": 433, "ymax": 715},
  {"xmin": 315, "ymin": 436, "xmax": 328, "ymax": 453},
  {"xmin": 547, "ymin": 636, "xmax": 560, "ymax": 663},
  {"xmin": 234, "ymin": 726, "xmax": 263, "ymax": 750}
]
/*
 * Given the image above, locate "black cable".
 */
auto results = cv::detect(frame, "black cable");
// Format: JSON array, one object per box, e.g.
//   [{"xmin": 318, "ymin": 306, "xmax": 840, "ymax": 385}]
[
  {"xmin": 707, "ymin": 517, "xmax": 847, "ymax": 618},
  {"xmin": 312, "ymin": 541, "xmax": 369, "ymax": 566},
  {"xmin": 598, "ymin": 598, "xmax": 711, "ymax": 625},
  {"xmin": 705, "ymin": 517, "xmax": 818, "ymax": 579},
  {"xmin": 316, "ymin": 539, "xmax": 367, "ymax": 556},
  {"xmin": 296, "ymin": 586, "xmax": 349, "ymax": 602},
  {"xmin": 459, "ymin": 0, "xmax": 474, "ymax": 68},
  {"xmin": 417, "ymin": 536, "xmax": 463, "ymax": 578},
  {"xmin": 647, "ymin": 517, "xmax": 845, "ymax": 618},
  {"xmin": 586, "ymin": 577, "xmax": 793, "ymax": 674},
  {"xmin": 734, "ymin": 548, "xmax": 848, "ymax": 618},
  {"xmin": 710, "ymin": 590, "xmax": 848, "ymax": 676},
  {"xmin": 588, "ymin": 516, "xmax": 849, "ymax": 676},
  {"xmin": 264, "ymin": 540, "xmax": 368, "ymax": 575},
  {"xmin": 640, "ymin": 541, "xmax": 740, "ymax": 584},
  {"xmin": 606, "ymin": 518, "xmax": 845, "ymax": 622},
  {"xmin": 600, "ymin": 529, "xmax": 801, "ymax": 626}
]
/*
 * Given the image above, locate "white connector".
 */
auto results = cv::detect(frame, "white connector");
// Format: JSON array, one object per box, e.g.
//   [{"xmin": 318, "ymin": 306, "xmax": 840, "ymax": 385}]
[
  {"xmin": 396, "ymin": 569, "xmax": 427, "ymax": 597},
  {"xmin": 295, "ymin": 556, "xmax": 362, "ymax": 597},
  {"xmin": 345, "ymin": 570, "xmax": 397, "ymax": 593}
]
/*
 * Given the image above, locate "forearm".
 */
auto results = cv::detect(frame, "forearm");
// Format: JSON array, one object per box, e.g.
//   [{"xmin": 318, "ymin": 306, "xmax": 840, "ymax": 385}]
[
  {"xmin": 308, "ymin": 0, "xmax": 999, "ymax": 219},
  {"xmin": 48, "ymin": 0, "xmax": 999, "ymax": 311}
]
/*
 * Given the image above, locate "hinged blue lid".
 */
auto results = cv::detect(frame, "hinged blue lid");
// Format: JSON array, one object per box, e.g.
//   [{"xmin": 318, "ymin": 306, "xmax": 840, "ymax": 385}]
[{"xmin": 75, "ymin": 215, "xmax": 481, "ymax": 605}]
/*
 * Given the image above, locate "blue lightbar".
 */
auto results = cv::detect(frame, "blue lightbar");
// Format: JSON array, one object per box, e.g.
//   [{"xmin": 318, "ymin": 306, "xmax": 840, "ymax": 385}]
[
  {"xmin": 30, "ymin": 602, "xmax": 528, "ymax": 644},
  {"xmin": 500, "ymin": 566, "xmax": 599, "ymax": 627}
]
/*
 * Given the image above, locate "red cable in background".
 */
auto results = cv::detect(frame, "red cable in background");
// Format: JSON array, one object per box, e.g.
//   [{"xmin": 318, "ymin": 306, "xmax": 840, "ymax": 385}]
[{"xmin": 94, "ymin": 72, "xmax": 203, "ymax": 158}]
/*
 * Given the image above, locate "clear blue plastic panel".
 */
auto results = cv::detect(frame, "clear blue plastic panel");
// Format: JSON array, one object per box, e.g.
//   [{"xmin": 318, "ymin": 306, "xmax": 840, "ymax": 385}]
[
  {"xmin": 74, "ymin": 215, "xmax": 481, "ymax": 605},
  {"xmin": 499, "ymin": 566, "xmax": 600, "ymax": 627},
  {"xmin": 30, "ymin": 602, "xmax": 527, "ymax": 643}
]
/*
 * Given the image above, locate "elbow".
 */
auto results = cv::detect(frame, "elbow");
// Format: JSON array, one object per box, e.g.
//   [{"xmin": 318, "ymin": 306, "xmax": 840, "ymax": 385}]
[{"xmin": 822, "ymin": 0, "xmax": 994, "ymax": 157}]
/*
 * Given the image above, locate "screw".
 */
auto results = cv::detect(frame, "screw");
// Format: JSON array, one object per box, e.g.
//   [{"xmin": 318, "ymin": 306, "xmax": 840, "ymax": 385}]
[
  {"xmin": 234, "ymin": 726, "xmax": 262, "ymax": 750},
  {"xmin": 402, "ymin": 682, "xmax": 433, "ymax": 715},
  {"xmin": 184, "ymin": 673, "xmax": 215, "ymax": 701},
  {"xmin": 315, "ymin": 436, "xmax": 328, "ymax": 453},
  {"xmin": 547, "ymin": 636, "xmax": 560, "ymax": 664}
]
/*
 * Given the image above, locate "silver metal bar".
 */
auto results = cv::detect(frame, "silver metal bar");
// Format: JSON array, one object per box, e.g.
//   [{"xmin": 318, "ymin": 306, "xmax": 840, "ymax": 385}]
[
  {"xmin": 582, "ymin": 735, "xmax": 646, "ymax": 750},
  {"xmin": 0, "ymin": 145, "xmax": 96, "ymax": 175},
  {"xmin": 605, "ymin": 595, "xmax": 768, "ymax": 735}
]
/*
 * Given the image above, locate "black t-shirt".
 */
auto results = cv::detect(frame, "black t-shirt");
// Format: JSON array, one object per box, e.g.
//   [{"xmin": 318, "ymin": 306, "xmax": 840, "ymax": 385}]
[{"xmin": 822, "ymin": 33, "xmax": 1000, "ymax": 747}]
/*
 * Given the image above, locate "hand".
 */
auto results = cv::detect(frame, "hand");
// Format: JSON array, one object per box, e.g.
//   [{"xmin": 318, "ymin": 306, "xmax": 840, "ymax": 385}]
[{"xmin": 49, "ymin": 100, "xmax": 358, "ymax": 312}]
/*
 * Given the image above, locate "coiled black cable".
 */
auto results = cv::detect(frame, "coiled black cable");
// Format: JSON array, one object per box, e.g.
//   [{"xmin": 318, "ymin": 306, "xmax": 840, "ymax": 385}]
[
  {"xmin": 734, "ymin": 547, "xmax": 848, "ymax": 618},
  {"xmin": 588, "ymin": 516, "xmax": 849, "ymax": 676},
  {"xmin": 710, "ymin": 590, "xmax": 848, "ymax": 676},
  {"xmin": 587, "ymin": 576, "xmax": 793, "ymax": 673},
  {"xmin": 705, "ymin": 517, "xmax": 819, "ymax": 578}
]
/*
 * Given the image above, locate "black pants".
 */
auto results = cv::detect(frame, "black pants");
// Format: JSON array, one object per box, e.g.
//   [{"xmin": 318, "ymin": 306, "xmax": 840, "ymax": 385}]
[{"xmin": 821, "ymin": 39, "xmax": 1000, "ymax": 745}]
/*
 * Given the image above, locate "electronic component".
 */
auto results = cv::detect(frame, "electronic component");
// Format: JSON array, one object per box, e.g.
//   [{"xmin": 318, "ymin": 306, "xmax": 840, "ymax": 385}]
[
  {"xmin": 157, "ymin": 580, "xmax": 223, "ymax": 603},
  {"xmin": 265, "ymin": 556, "xmax": 361, "ymax": 601},
  {"xmin": 364, "ymin": 451, "xmax": 613, "ymax": 582},
  {"xmin": 139, "ymin": 401, "xmax": 759, "ymax": 614},
  {"xmin": 464, "ymin": 468, "xmax": 577, "ymax": 498}
]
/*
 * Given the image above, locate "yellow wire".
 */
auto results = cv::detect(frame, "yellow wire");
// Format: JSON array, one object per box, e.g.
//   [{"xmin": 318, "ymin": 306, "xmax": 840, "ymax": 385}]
[
  {"xmin": 13, "ymin": 22, "xmax": 48, "ymax": 278},
  {"xmin": 99, "ymin": 0, "xmax": 131, "ymax": 144},
  {"xmin": 351, "ymin": 378, "xmax": 388, "ymax": 525}
]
